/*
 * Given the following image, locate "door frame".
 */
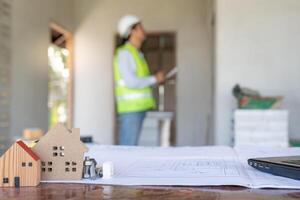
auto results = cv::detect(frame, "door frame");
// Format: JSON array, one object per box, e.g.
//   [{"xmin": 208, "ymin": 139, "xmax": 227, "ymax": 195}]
[{"xmin": 49, "ymin": 22, "xmax": 74, "ymax": 128}]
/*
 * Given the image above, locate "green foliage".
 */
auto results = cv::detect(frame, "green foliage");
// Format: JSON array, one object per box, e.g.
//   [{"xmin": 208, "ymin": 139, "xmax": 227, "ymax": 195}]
[{"xmin": 48, "ymin": 45, "xmax": 70, "ymax": 128}]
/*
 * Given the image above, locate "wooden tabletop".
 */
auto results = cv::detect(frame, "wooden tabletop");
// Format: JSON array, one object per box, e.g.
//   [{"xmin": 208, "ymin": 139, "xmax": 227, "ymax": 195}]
[{"xmin": 1, "ymin": 183, "xmax": 300, "ymax": 200}]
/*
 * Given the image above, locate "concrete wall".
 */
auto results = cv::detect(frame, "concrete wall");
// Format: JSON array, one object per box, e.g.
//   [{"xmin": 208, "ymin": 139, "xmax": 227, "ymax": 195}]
[
  {"xmin": 11, "ymin": 0, "xmax": 74, "ymax": 137},
  {"xmin": 215, "ymin": 0, "xmax": 300, "ymax": 145},
  {"xmin": 73, "ymin": 0, "xmax": 214, "ymax": 145}
]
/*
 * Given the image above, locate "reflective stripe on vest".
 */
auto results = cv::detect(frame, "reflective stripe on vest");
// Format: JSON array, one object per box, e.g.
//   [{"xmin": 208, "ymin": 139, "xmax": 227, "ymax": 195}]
[
  {"xmin": 113, "ymin": 43, "xmax": 156, "ymax": 113},
  {"xmin": 116, "ymin": 93, "xmax": 153, "ymax": 101},
  {"xmin": 116, "ymin": 79, "xmax": 127, "ymax": 87}
]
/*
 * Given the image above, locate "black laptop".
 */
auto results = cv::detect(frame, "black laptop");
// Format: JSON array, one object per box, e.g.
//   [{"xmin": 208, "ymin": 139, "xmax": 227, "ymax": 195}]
[{"xmin": 248, "ymin": 156, "xmax": 300, "ymax": 180}]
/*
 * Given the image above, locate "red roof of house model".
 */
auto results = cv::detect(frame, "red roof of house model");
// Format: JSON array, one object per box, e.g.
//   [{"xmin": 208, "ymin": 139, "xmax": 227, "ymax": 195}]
[{"xmin": 16, "ymin": 140, "xmax": 40, "ymax": 161}]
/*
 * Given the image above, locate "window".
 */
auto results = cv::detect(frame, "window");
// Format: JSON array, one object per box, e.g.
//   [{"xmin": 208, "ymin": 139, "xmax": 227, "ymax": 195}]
[
  {"xmin": 48, "ymin": 162, "xmax": 52, "ymax": 166},
  {"xmin": 42, "ymin": 168, "xmax": 46, "ymax": 172},
  {"xmin": 53, "ymin": 145, "xmax": 64, "ymax": 157},
  {"xmin": 22, "ymin": 162, "xmax": 26, "ymax": 167},
  {"xmin": 28, "ymin": 162, "xmax": 32, "ymax": 167},
  {"xmin": 48, "ymin": 168, "xmax": 52, "ymax": 172},
  {"xmin": 65, "ymin": 168, "xmax": 70, "ymax": 172},
  {"xmin": 72, "ymin": 168, "xmax": 76, "ymax": 172},
  {"xmin": 3, "ymin": 178, "xmax": 9, "ymax": 184},
  {"xmin": 42, "ymin": 161, "xmax": 46, "ymax": 166},
  {"xmin": 72, "ymin": 162, "xmax": 77, "ymax": 166},
  {"xmin": 65, "ymin": 162, "xmax": 70, "ymax": 166}
]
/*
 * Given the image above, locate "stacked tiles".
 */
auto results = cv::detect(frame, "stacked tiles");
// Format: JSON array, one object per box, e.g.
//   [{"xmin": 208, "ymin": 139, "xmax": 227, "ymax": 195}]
[{"xmin": 234, "ymin": 110, "xmax": 289, "ymax": 147}]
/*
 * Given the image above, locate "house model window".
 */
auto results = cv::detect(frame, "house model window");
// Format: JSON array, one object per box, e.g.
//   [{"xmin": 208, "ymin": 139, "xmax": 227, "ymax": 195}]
[
  {"xmin": 3, "ymin": 178, "xmax": 9, "ymax": 184},
  {"xmin": 41, "ymin": 161, "xmax": 53, "ymax": 173},
  {"xmin": 53, "ymin": 146, "xmax": 65, "ymax": 157},
  {"xmin": 65, "ymin": 161, "xmax": 77, "ymax": 172}
]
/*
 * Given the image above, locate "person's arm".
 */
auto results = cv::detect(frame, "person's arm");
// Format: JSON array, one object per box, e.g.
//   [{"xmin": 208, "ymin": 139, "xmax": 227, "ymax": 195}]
[{"xmin": 118, "ymin": 50, "xmax": 157, "ymax": 89}]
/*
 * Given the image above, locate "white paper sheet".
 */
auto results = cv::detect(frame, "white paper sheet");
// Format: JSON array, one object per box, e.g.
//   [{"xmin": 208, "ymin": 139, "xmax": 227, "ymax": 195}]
[
  {"xmin": 166, "ymin": 67, "xmax": 178, "ymax": 79},
  {"xmin": 44, "ymin": 145, "xmax": 300, "ymax": 188}
]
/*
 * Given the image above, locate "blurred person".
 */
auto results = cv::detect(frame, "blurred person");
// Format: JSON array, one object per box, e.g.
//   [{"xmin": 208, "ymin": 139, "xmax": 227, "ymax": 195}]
[{"xmin": 113, "ymin": 15, "xmax": 165, "ymax": 145}]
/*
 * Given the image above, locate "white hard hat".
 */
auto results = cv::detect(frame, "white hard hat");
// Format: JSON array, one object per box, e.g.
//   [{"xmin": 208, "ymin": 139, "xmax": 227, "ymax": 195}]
[{"xmin": 118, "ymin": 15, "xmax": 141, "ymax": 38}]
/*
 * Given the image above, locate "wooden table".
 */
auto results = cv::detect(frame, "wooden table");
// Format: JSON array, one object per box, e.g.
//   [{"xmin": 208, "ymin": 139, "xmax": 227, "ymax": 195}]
[{"xmin": 1, "ymin": 183, "xmax": 300, "ymax": 200}]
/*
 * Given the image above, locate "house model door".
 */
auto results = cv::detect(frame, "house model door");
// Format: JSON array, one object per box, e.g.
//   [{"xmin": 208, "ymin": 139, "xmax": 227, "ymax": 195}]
[{"xmin": 14, "ymin": 176, "xmax": 20, "ymax": 187}]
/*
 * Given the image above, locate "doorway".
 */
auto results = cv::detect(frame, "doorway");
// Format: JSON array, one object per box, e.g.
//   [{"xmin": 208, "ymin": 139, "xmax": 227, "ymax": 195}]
[
  {"xmin": 48, "ymin": 23, "xmax": 74, "ymax": 129},
  {"xmin": 141, "ymin": 33, "xmax": 177, "ymax": 145}
]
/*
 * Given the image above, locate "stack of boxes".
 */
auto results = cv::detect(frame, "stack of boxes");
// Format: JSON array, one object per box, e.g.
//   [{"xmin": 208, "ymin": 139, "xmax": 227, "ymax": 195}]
[{"xmin": 234, "ymin": 110, "xmax": 289, "ymax": 147}]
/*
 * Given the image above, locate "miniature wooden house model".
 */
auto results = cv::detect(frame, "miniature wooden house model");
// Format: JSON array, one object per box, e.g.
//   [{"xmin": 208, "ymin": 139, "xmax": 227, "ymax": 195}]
[
  {"xmin": 32, "ymin": 123, "xmax": 88, "ymax": 180},
  {"xmin": 0, "ymin": 140, "xmax": 41, "ymax": 187}
]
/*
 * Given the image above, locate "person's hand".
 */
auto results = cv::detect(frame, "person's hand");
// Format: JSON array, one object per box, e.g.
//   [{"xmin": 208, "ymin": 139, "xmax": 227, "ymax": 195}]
[{"xmin": 155, "ymin": 71, "xmax": 165, "ymax": 84}]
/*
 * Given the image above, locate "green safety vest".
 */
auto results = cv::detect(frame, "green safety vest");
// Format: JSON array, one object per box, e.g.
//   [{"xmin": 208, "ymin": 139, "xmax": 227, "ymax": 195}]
[{"xmin": 113, "ymin": 43, "xmax": 156, "ymax": 114}]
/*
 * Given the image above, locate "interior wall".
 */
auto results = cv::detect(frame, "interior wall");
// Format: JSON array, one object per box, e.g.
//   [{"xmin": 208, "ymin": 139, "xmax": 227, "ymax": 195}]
[
  {"xmin": 73, "ymin": 0, "xmax": 214, "ymax": 145},
  {"xmin": 215, "ymin": 0, "xmax": 300, "ymax": 145},
  {"xmin": 10, "ymin": 0, "xmax": 74, "ymax": 137}
]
